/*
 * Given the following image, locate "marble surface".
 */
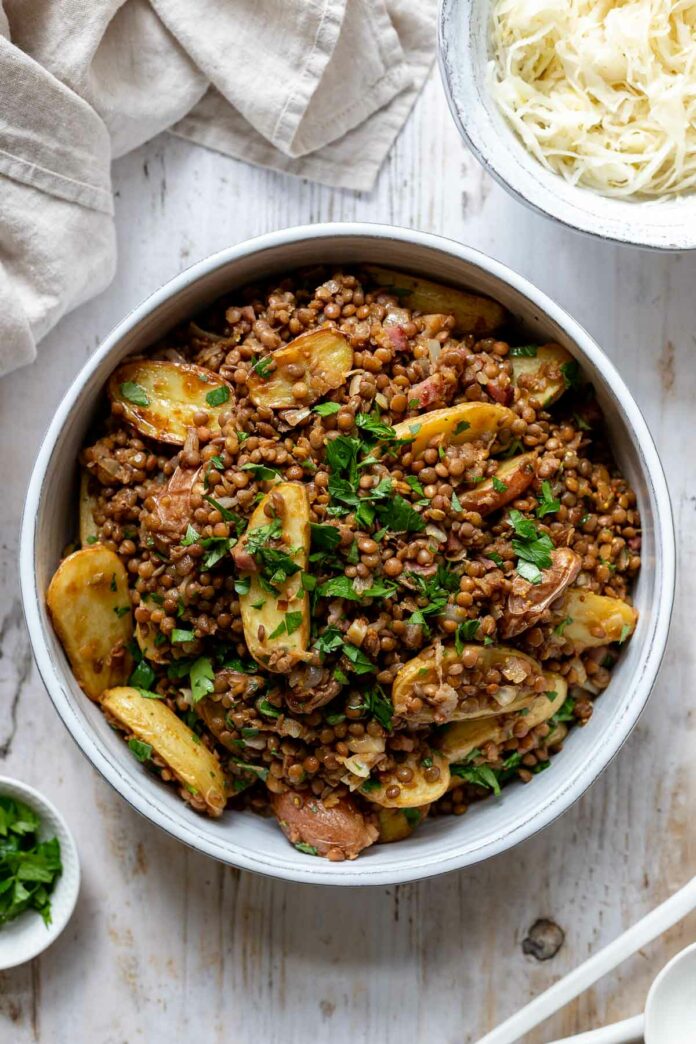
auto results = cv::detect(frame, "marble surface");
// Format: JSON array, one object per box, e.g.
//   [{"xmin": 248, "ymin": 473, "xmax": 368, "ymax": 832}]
[{"xmin": 1, "ymin": 68, "xmax": 695, "ymax": 1043}]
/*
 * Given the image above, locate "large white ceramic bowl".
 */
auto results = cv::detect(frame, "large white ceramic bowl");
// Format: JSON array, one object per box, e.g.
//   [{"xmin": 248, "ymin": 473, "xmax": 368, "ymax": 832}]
[
  {"xmin": 438, "ymin": 0, "xmax": 696, "ymax": 250},
  {"xmin": 20, "ymin": 224, "xmax": 675, "ymax": 885}
]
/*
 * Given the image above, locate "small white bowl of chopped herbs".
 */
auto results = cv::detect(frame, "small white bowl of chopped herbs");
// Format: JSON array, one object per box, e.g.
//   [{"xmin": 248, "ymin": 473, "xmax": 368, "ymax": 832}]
[{"xmin": 0, "ymin": 777, "xmax": 80, "ymax": 969}]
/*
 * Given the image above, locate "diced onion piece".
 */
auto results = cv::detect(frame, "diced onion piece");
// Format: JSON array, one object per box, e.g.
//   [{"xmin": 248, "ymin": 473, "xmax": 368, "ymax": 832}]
[
  {"xmin": 392, "ymin": 642, "xmax": 542, "ymax": 726},
  {"xmin": 511, "ymin": 345, "xmax": 574, "ymax": 407},
  {"xmin": 554, "ymin": 588, "xmax": 638, "ymax": 649},
  {"xmin": 391, "ymin": 402, "xmax": 514, "ymax": 459},
  {"xmin": 101, "ymin": 687, "xmax": 227, "ymax": 815},
  {"xmin": 457, "ymin": 452, "xmax": 537, "ymax": 515},
  {"xmin": 237, "ymin": 482, "xmax": 310, "ymax": 670},
  {"xmin": 363, "ymin": 751, "xmax": 450, "ymax": 808},
  {"xmin": 437, "ymin": 676, "xmax": 567, "ymax": 764},
  {"xmin": 364, "ymin": 266, "xmax": 507, "ymax": 335},
  {"xmin": 47, "ymin": 546, "xmax": 133, "ymax": 700},
  {"xmin": 109, "ymin": 360, "xmax": 233, "ymax": 445},
  {"xmin": 79, "ymin": 471, "xmax": 100, "ymax": 546},
  {"xmin": 247, "ymin": 327, "xmax": 353, "ymax": 409}
]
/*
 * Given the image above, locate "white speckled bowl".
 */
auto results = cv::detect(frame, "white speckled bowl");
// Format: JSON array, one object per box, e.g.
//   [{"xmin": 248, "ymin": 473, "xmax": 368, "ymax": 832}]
[
  {"xmin": 0, "ymin": 778, "xmax": 80, "ymax": 969},
  {"xmin": 20, "ymin": 224, "xmax": 674, "ymax": 885},
  {"xmin": 438, "ymin": 0, "xmax": 696, "ymax": 250}
]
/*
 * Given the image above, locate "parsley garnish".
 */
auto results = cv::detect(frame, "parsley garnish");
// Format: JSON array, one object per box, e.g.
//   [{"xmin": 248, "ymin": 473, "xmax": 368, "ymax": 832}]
[
  {"xmin": 313, "ymin": 627, "xmax": 344, "ymax": 656},
  {"xmin": 619, "ymin": 623, "xmax": 631, "ymax": 644},
  {"xmin": 361, "ymin": 685, "xmax": 393, "ymax": 731},
  {"xmin": 356, "ymin": 411, "xmax": 397, "ymax": 440},
  {"xmin": 375, "ymin": 495, "xmax": 424, "ymax": 533},
  {"xmin": 561, "ymin": 359, "xmax": 580, "ymax": 389},
  {"xmin": 0, "ymin": 797, "xmax": 62, "ymax": 927},
  {"xmin": 508, "ymin": 509, "xmax": 553, "ymax": 584},
  {"xmin": 268, "ymin": 611, "xmax": 304, "ymax": 640},
  {"xmin": 343, "ymin": 643, "xmax": 376, "ymax": 675},
  {"xmin": 241, "ymin": 462, "xmax": 282, "ymax": 481},
  {"xmin": 128, "ymin": 738, "xmax": 153, "ymax": 763},
  {"xmin": 450, "ymin": 762, "xmax": 501, "ymax": 796},
  {"xmin": 310, "ymin": 523, "xmax": 341, "ymax": 551},
  {"xmin": 294, "ymin": 842, "xmax": 319, "ymax": 856},
  {"xmin": 205, "ymin": 385, "xmax": 230, "ymax": 407},
  {"xmin": 129, "ymin": 658, "xmax": 156, "ymax": 690},
  {"xmin": 234, "ymin": 577, "xmax": 251, "ymax": 595},
  {"xmin": 313, "ymin": 401, "xmax": 341, "ymax": 416},
  {"xmin": 181, "ymin": 524, "xmax": 200, "ymax": 546},
  {"xmin": 171, "ymin": 628, "xmax": 196, "ymax": 643},
  {"xmin": 454, "ymin": 619, "xmax": 481, "ymax": 655},
  {"xmin": 250, "ymin": 356, "xmax": 273, "ymax": 378},
  {"xmin": 492, "ymin": 476, "xmax": 508, "ymax": 494},
  {"xmin": 554, "ymin": 616, "xmax": 573, "ymax": 636},
  {"xmin": 317, "ymin": 576, "xmax": 396, "ymax": 602},
  {"xmin": 190, "ymin": 657, "xmax": 215, "ymax": 703},
  {"xmin": 536, "ymin": 481, "xmax": 561, "ymax": 518},
  {"xmin": 120, "ymin": 381, "xmax": 149, "ymax": 407},
  {"xmin": 509, "ymin": 345, "xmax": 538, "ymax": 357},
  {"xmin": 549, "ymin": 697, "xmax": 576, "ymax": 726},
  {"xmin": 454, "ymin": 420, "xmax": 471, "ymax": 436},
  {"xmin": 113, "ymin": 606, "xmax": 130, "ymax": 618}
]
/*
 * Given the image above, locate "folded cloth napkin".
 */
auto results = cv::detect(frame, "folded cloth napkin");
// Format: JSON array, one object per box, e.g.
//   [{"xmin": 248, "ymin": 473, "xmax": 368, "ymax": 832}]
[{"xmin": 0, "ymin": 0, "xmax": 437, "ymax": 377}]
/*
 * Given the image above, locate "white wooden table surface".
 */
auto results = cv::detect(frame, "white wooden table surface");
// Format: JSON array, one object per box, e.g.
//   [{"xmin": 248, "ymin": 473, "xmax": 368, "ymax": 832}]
[{"xmin": 1, "ymin": 68, "xmax": 695, "ymax": 1044}]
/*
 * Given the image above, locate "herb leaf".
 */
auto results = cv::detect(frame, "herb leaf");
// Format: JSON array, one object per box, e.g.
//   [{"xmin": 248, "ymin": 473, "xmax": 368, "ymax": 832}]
[
  {"xmin": 205, "ymin": 385, "xmax": 230, "ymax": 407},
  {"xmin": 190, "ymin": 657, "xmax": 215, "ymax": 704},
  {"xmin": 120, "ymin": 381, "xmax": 149, "ymax": 407}
]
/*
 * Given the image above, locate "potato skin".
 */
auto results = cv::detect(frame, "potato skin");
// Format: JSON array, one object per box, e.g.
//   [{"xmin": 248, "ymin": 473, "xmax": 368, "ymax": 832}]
[
  {"xmin": 391, "ymin": 401, "xmax": 514, "ymax": 459},
  {"xmin": 272, "ymin": 791, "xmax": 378, "ymax": 859},
  {"xmin": 237, "ymin": 482, "xmax": 310, "ymax": 670},
  {"xmin": 101, "ymin": 687, "xmax": 227, "ymax": 816},
  {"xmin": 554, "ymin": 588, "xmax": 638, "ymax": 649},
  {"xmin": 437, "ymin": 676, "xmax": 568, "ymax": 765},
  {"xmin": 511, "ymin": 344, "xmax": 574, "ymax": 407},
  {"xmin": 457, "ymin": 453, "xmax": 537, "ymax": 516},
  {"xmin": 47, "ymin": 546, "xmax": 132, "ymax": 700},
  {"xmin": 109, "ymin": 360, "xmax": 233, "ymax": 444},
  {"xmin": 247, "ymin": 326, "xmax": 353, "ymax": 409},
  {"xmin": 364, "ymin": 266, "xmax": 507, "ymax": 335}
]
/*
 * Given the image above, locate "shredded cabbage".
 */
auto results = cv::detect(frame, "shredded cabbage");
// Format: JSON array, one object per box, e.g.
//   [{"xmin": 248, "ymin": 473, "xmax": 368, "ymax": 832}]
[{"xmin": 489, "ymin": 0, "xmax": 696, "ymax": 198}]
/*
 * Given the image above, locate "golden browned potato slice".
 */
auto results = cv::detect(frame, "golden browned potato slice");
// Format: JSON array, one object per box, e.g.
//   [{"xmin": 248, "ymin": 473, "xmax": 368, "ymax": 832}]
[
  {"xmin": 376, "ymin": 805, "xmax": 430, "ymax": 843},
  {"xmin": 47, "ymin": 546, "xmax": 132, "ymax": 700},
  {"xmin": 511, "ymin": 344, "xmax": 575, "ymax": 407},
  {"xmin": 79, "ymin": 471, "xmax": 100, "ymax": 546},
  {"xmin": 554, "ymin": 588, "xmax": 638, "ymax": 649},
  {"xmin": 247, "ymin": 327, "xmax": 353, "ymax": 409},
  {"xmin": 101, "ymin": 687, "xmax": 227, "ymax": 816},
  {"xmin": 363, "ymin": 751, "xmax": 450, "ymax": 808},
  {"xmin": 364, "ymin": 266, "xmax": 507, "ymax": 335},
  {"xmin": 135, "ymin": 621, "xmax": 169, "ymax": 664},
  {"xmin": 500, "ymin": 547, "xmax": 581, "ymax": 639},
  {"xmin": 392, "ymin": 642, "xmax": 543, "ymax": 726},
  {"xmin": 237, "ymin": 482, "xmax": 310, "ymax": 671},
  {"xmin": 457, "ymin": 453, "xmax": 537, "ymax": 515},
  {"xmin": 437, "ymin": 676, "xmax": 567, "ymax": 764},
  {"xmin": 271, "ymin": 791, "xmax": 378, "ymax": 859},
  {"xmin": 109, "ymin": 360, "xmax": 233, "ymax": 444},
  {"xmin": 391, "ymin": 402, "xmax": 514, "ymax": 459}
]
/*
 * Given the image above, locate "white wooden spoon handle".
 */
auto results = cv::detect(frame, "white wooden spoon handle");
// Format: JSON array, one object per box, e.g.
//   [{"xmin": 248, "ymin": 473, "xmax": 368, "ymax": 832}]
[
  {"xmin": 548, "ymin": 1013, "xmax": 644, "ymax": 1043},
  {"xmin": 476, "ymin": 875, "xmax": 696, "ymax": 1044}
]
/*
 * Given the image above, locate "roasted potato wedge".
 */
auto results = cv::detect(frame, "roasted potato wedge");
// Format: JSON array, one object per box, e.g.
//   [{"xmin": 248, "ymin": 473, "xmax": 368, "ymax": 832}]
[
  {"xmin": 363, "ymin": 751, "xmax": 450, "ymax": 808},
  {"xmin": 79, "ymin": 471, "xmax": 100, "ymax": 546},
  {"xmin": 437, "ymin": 676, "xmax": 568, "ymax": 764},
  {"xmin": 554, "ymin": 588, "xmax": 638, "ymax": 649},
  {"xmin": 500, "ymin": 548, "xmax": 581, "ymax": 639},
  {"xmin": 109, "ymin": 360, "xmax": 233, "ymax": 444},
  {"xmin": 376, "ymin": 805, "xmax": 429, "ymax": 844},
  {"xmin": 392, "ymin": 642, "xmax": 543, "ymax": 726},
  {"xmin": 391, "ymin": 402, "xmax": 514, "ymax": 459},
  {"xmin": 47, "ymin": 546, "xmax": 132, "ymax": 700},
  {"xmin": 271, "ymin": 791, "xmax": 378, "ymax": 859},
  {"xmin": 364, "ymin": 266, "xmax": 507, "ymax": 335},
  {"xmin": 135, "ymin": 621, "xmax": 169, "ymax": 664},
  {"xmin": 457, "ymin": 452, "xmax": 537, "ymax": 516},
  {"xmin": 101, "ymin": 687, "xmax": 227, "ymax": 815},
  {"xmin": 511, "ymin": 344, "xmax": 575, "ymax": 407},
  {"xmin": 236, "ymin": 482, "xmax": 310, "ymax": 670},
  {"xmin": 247, "ymin": 327, "xmax": 352, "ymax": 409}
]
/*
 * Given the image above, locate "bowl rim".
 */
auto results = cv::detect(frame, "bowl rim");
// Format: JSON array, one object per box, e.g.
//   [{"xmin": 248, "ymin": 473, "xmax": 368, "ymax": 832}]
[
  {"xmin": 19, "ymin": 222, "xmax": 676, "ymax": 885},
  {"xmin": 437, "ymin": 0, "xmax": 696, "ymax": 252},
  {"xmin": 0, "ymin": 775, "xmax": 80, "ymax": 968}
]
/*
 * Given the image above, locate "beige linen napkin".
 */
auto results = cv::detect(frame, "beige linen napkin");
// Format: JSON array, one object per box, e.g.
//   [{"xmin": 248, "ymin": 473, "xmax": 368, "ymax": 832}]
[{"xmin": 0, "ymin": 0, "xmax": 437, "ymax": 378}]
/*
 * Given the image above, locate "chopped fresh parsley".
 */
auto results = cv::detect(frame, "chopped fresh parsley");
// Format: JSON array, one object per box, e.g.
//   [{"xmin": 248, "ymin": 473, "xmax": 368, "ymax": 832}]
[
  {"xmin": 549, "ymin": 697, "xmax": 576, "ymax": 726},
  {"xmin": 405, "ymin": 475, "xmax": 425, "ymax": 497},
  {"xmin": 356, "ymin": 411, "xmax": 396, "ymax": 440},
  {"xmin": 294, "ymin": 842, "xmax": 319, "ymax": 856},
  {"xmin": 234, "ymin": 576, "xmax": 251, "ymax": 595},
  {"xmin": 190, "ymin": 656, "xmax": 215, "ymax": 704},
  {"xmin": 317, "ymin": 575, "xmax": 396, "ymax": 602},
  {"xmin": 113, "ymin": 606, "xmax": 130, "ymax": 618},
  {"xmin": 375, "ymin": 495, "xmax": 424, "ymax": 533},
  {"xmin": 250, "ymin": 356, "xmax": 274, "ymax": 378},
  {"xmin": 508, "ymin": 509, "xmax": 553, "ymax": 584},
  {"xmin": 343, "ymin": 643, "xmax": 376, "ymax": 675},
  {"xmin": 313, "ymin": 627, "xmax": 344, "ymax": 656},
  {"xmin": 619, "ymin": 623, "xmax": 632, "ymax": 644},
  {"xmin": 450, "ymin": 761, "xmax": 501, "ymax": 796},
  {"xmin": 554, "ymin": 616, "xmax": 573, "ymax": 637},
  {"xmin": 454, "ymin": 420, "xmax": 471, "ymax": 436},
  {"xmin": 181, "ymin": 524, "xmax": 200, "ymax": 547},
  {"xmin": 313, "ymin": 401, "xmax": 341, "ymax": 416},
  {"xmin": 492, "ymin": 476, "xmax": 508, "ymax": 494},
  {"xmin": 205, "ymin": 385, "xmax": 230, "ymax": 407},
  {"xmin": 241, "ymin": 462, "xmax": 282, "ymax": 482},
  {"xmin": 360, "ymin": 685, "xmax": 393, "ymax": 731},
  {"xmin": 454, "ymin": 619, "xmax": 481, "ymax": 655},
  {"xmin": 561, "ymin": 359, "xmax": 580, "ymax": 389},
  {"xmin": 268, "ymin": 611, "xmax": 304, "ymax": 640},
  {"xmin": 128, "ymin": 738, "xmax": 153, "ymax": 763},
  {"xmin": 171, "ymin": 628, "xmax": 196, "ymax": 644},
  {"xmin": 0, "ymin": 797, "xmax": 62, "ymax": 927},
  {"xmin": 203, "ymin": 495, "xmax": 243, "ymax": 530},
  {"xmin": 129, "ymin": 658, "xmax": 156, "ymax": 690},
  {"xmin": 256, "ymin": 697, "xmax": 281, "ymax": 719},
  {"xmin": 310, "ymin": 523, "xmax": 341, "ymax": 551},
  {"xmin": 509, "ymin": 345, "xmax": 538, "ymax": 358},
  {"xmin": 536, "ymin": 480, "xmax": 561, "ymax": 518},
  {"xmin": 120, "ymin": 381, "xmax": 149, "ymax": 407},
  {"xmin": 200, "ymin": 536, "xmax": 236, "ymax": 570}
]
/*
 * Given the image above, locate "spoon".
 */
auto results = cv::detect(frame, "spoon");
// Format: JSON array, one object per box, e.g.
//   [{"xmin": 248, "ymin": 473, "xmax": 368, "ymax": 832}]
[
  {"xmin": 476, "ymin": 876, "xmax": 696, "ymax": 1044},
  {"xmin": 548, "ymin": 941, "xmax": 696, "ymax": 1042}
]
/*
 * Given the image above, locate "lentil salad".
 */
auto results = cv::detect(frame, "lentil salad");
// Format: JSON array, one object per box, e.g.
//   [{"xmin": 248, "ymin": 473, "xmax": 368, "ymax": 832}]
[{"xmin": 46, "ymin": 266, "xmax": 640, "ymax": 861}]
